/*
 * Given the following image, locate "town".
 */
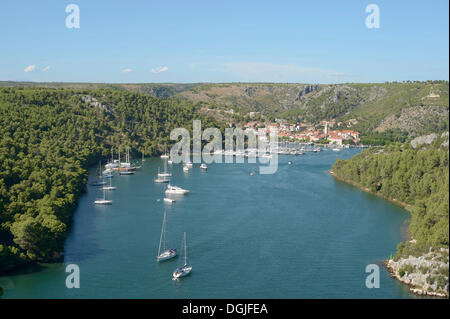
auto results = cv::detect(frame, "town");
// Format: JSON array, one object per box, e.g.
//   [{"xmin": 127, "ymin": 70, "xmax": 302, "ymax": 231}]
[{"xmin": 240, "ymin": 119, "xmax": 361, "ymax": 145}]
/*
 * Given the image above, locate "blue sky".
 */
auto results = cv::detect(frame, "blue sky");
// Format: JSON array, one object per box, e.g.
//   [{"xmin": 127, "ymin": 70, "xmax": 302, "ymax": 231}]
[{"xmin": 0, "ymin": 0, "xmax": 448, "ymax": 83}]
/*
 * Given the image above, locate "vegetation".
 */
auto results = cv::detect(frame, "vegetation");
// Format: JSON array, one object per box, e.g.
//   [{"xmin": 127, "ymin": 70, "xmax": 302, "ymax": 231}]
[
  {"xmin": 0, "ymin": 87, "xmax": 222, "ymax": 273},
  {"xmin": 359, "ymin": 129, "xmax": 409, "ymax": 146},
  {"xmin": 333, "ymin": 136, "xmax": 449, "ymax": 258}
]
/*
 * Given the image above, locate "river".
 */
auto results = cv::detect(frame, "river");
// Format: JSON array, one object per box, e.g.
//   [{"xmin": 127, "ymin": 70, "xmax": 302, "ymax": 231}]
[{"xmin": 0, "ymin": 149, "xmax": 417, "ymax": 298}]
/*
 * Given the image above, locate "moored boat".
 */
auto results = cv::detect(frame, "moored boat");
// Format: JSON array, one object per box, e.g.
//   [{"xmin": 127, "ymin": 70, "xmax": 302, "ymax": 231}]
[
  {"xmin": 172, "ymin": 232, "xmax": 192, "ymax": 279},
  {"xmin": 157, "ymin": 211, "xmax": 177, "ymax": 262},
  {"xmin": 165, "ymin": 184, "xmax": 189, "ymax": 195}
]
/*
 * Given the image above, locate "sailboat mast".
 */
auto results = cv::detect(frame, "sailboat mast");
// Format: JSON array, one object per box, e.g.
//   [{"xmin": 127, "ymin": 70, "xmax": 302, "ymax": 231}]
[
  {"xmin": 184, "ymin": 232, "xmax": 187, "ymax": 265},
  {"xmin": 158, "ymin": 211, "xmax": 166, "ymax": 256}
]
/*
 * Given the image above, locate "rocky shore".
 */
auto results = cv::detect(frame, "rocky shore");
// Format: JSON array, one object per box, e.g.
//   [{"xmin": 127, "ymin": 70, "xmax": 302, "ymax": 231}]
[{"xmin": 386, "ymin": 248, "xmax": 449, "ymax": 297}]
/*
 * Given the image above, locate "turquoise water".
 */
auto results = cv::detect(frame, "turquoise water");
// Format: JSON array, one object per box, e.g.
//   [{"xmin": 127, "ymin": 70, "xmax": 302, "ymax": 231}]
[{"xmin": 1, "ymin": 149, "xmax": 416, "ymax": 298}]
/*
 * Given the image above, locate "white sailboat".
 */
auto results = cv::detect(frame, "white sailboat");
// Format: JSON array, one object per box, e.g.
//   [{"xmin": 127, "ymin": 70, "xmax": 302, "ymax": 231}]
[
  {"xmin": 105, "ymin": 149, "xmax": 119, "ymax": 170},
  {"xmin": 172, "ymin": 232, "xmax": 192, "ymax": 279},
  {"xmin": 94, "ymin": 189, "xmax": 113, "ymax": 205},
  {"xmin": 158, "ymin": 157, "xmax": 172, "ymax": 177},
  {"xmin": 90, "ymin": 161, "xmax": 107, "ymax": 186},
  {"xmin": 161, "ymin": 144, "xmax": 169, "ymax": 159},
  {"xmin": 154, "ymin": 167, "xmax": 170, "ymax": 183},
  {"xmin": 102, "ymin": 177, "xmax": 117, "ymax": 191},
  {"xmin": 157, "ymin": 211, "xmax": 177, "ymax": 262},
  {"xmin": 120, "ymin": 147, "xmax": 132, "ymax": 168}
]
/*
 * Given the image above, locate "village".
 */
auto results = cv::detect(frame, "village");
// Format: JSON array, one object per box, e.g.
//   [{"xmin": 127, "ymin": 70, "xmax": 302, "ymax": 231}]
[{"xmin": 240, "ymin": 119, "xmax": 361, "ymax": 145}]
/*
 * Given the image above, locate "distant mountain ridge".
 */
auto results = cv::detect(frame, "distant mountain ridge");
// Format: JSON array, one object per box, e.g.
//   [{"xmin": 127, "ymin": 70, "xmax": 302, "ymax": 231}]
[{"xmin": 1, "ymin": 81, "xmax": 448, "ymax": 136}]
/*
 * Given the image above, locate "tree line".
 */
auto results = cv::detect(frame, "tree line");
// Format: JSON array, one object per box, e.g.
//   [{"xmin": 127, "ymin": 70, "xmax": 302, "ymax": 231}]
[{"xmin": 332, "ymin": 137, "xmax": 449, "ymax": 257}]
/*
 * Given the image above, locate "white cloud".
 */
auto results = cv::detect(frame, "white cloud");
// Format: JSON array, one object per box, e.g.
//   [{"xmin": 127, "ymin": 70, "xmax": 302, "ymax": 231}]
[
  {"xmin": 41, "ymin": 66, "xmax": 51, "ymax": 72},
  {"xmin": 122, "ymin": 68, "xmax": 133, "ymax": 73},
  {"xmin": 151, "ymin": 66, "xmax": 169, "ymax": 74},
  {"xmin": 215, "ymin": 62, "xmax": 352, "ymax": 83},
  {"xmin": 24, "ymin": 65, "xmax": 36, "ymax": 73}
]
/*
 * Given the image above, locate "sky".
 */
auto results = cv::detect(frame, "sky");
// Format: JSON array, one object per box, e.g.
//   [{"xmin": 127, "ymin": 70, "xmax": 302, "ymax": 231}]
[{"xmin": 0, "ymin": 0, "xmax": 448, "ymax": 83}]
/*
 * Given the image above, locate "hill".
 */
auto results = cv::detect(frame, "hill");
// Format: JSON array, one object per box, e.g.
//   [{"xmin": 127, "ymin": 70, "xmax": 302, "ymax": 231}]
[
  {"xmin": 0, "ymin": 87, "xmax": 221, "ymax": 273},
  {"xmin": 2, "ymin": 81, "xmax": 448, "ymax": 137}
]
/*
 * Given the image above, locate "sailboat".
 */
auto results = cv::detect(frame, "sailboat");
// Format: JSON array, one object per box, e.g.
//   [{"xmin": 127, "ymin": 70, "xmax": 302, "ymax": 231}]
[
  {"xmin": 158, "ymin": 157, "xmax": 172, "ymax": 177},
  {"xmin": 119, "ymin": 168, "xmax": 135, "ymax": 175},
  {"xmin": 94, "ymin": 189, "xmax": 113, "ymax": 205},
  {"xmin": 172, "ymin": 232, "xmax": 192, "ymax": 279},
  {"xmin": 157, "ymin": 211, "xmax": 177, "ymax": 262},
  {"xmin": 102, "ymin": 176, "xmax": 117, "ymax": 191},
  {"xmin": 142, "ymin": 147, "xmax": 146, "ymax": 162},
  {"xmin": 90, "ymin": 161, "xmax": 107, "ymax": 186},
  {"xmin": 161, "ymin": 144, "xmax": 169, "ymax": 159},
  {"xmin": 120, "ymin": 147, "xmax": 135, "ymax": 169},
  {"xmin": 105, "ymin": 149, "xmax": 119, "ymax": 170},
  {"xmin": 154, "ymin": 167, "xmax": 170, "ymax": 183}
]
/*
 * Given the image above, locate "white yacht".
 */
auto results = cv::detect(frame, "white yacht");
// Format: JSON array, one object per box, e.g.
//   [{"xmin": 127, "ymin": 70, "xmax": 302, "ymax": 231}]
[
  {"xmin": 165, "ymin": 184, "xmax": 189, "ymax": 195},
  {"xmin": 157, "ymin": 211, "xmax": 177, "ymax": 262},
  {"xmin": 200, "ymin": 163, "xmax": 207, "ymax": 170},
  {"xmin": 183, "ymin": 165, "xmax": 189, "ymax": 172},
  {"xmin": 185, "ymin": 161, "xmax": 193, "ymax": 168},
  {"xmin": 94, "ymin": 189, "xmax": 112, "ymax": 205},
  {"xmin": 172, "ymin": 232, "xmax": 192, "ymax": 279}
]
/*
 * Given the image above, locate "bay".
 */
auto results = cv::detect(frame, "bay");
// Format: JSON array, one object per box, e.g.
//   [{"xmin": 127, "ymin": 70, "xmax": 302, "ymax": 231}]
[{"xmin": 0, "ymin": 149, "xmax": 416, "ymax": 298}]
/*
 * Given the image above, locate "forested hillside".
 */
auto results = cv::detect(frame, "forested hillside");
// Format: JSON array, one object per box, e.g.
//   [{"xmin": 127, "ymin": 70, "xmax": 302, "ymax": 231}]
[
  {"xmin": 177, "ymin": 81, "xmax": 449, "ymax": 136},
  {"xmin": 0, "ymin": 87, "xmax": 221, "ymax": 273},
  {"xmin": 332, "ymin": 135, "xmax": 449, "ymax": 257},
  {"xmin": 2, "ymin": 81, "xmax": 448, "ymax": 138}
]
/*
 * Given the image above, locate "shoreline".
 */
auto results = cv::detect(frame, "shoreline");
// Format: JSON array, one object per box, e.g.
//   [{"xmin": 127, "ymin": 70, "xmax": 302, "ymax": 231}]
[
  {"xmin": 329, "ymin": 169, "xmax": 449, "ymax": 298},
  {"xmin": 383, "ymin": 259, "xmax": 448, "ymax": 298},
  {"xmin": 329, "ymin": 170, "xmax": 412, "ymax": 210}
]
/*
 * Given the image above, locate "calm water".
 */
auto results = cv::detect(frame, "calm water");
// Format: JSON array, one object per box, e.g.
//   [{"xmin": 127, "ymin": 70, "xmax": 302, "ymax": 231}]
[{"xmin": 1, "ymin": 149, "xmax": 416, "ymax": 298}]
